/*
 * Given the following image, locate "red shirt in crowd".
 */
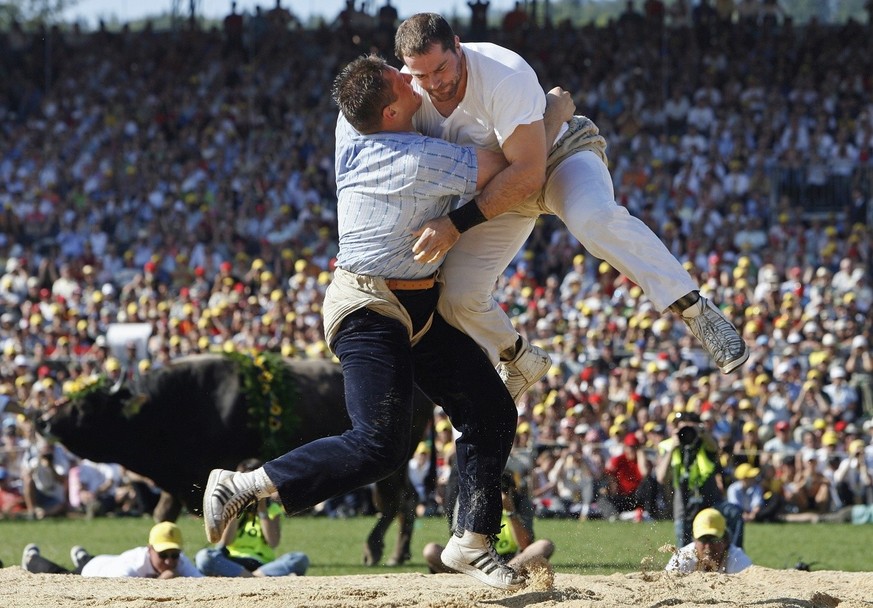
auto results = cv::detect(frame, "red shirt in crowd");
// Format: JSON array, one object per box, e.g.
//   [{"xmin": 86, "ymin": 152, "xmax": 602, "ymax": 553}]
[{"xmin": 606, "ymin": 453, "xmax": 643, "ymax": 496}]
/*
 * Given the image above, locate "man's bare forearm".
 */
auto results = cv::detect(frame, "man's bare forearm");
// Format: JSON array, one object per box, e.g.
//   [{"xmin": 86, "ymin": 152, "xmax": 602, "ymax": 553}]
[
  {"xmin": 477, "ymin": 87, "xmax": 575, "ymax": 218},
  {"xmin": 475, "ymin": 150, "xmax": 546, "ymax": 218}
]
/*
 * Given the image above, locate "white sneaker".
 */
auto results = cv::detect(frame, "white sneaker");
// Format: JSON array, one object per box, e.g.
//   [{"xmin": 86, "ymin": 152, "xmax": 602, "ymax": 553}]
[
  {"xmin": 440, "ymin": 530, "xmax": 525, "ymax": 590},
  {"xmin": 70, "ymin": 545, "xmax": 91, "ymax": 570},
  {"xmin": 498, "ymin": 337, "xmax": 551, "ymax": 402},
  {"xmin": 203, "ymin": 469, "xmax": 265, "ymax": 543},
  {"xmin": 21, "ymin": 543, "xmax": 39, "ymax": 572},
  {"xmin": 682, "ymin": 296, "xmax": 749, "ymax": 374}
]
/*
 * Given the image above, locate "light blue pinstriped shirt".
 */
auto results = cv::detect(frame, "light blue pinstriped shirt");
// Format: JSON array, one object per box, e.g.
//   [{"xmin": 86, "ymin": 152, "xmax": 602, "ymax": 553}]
[{"xmin": 334, "ymin": 116, "xmax": 479, "ymax": 279}]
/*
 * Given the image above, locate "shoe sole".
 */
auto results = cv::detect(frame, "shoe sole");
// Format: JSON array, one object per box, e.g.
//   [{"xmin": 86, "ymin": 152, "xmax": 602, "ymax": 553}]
[
  {"xmin": 441, "ymin": 552, "xmax": 524, "ymax": 591},
  {"xmin": 203, "ymin": 469, "xmax": 228, "ymax": 543},
  {"xmin": 719, "ymin": 346, "xmax": 750, "ymax": 374}
]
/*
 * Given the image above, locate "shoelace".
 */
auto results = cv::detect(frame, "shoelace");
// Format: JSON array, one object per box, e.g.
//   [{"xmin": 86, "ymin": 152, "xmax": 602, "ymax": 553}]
[
  {"xmin": 484, "ymin": 534, "xmax": 518, "ymax": 579},
  {"xmin": 216, "ymin": 478, "xmax": 256, "ymax": 522},
  {"xmin": 695, "ymin": 306, "xmax": 743, "ymax": 357}
]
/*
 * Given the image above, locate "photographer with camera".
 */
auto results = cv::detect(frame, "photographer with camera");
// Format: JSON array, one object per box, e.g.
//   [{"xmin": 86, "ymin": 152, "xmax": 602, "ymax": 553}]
[{"xmin": 656, "ymin": 411, "xmax": 744, "ymax": 548}]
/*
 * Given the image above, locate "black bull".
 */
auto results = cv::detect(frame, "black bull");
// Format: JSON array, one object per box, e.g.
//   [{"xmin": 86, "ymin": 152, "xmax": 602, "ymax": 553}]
[{"xmin": 37, "ymin": 354, "xmax": 433, "ymax": 566}]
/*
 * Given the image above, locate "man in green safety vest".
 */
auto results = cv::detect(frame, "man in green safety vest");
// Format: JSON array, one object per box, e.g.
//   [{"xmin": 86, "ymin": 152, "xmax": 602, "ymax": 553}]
[{"xmin": 656, "ymin": 411, "xmax": 745, "ymax": 548}]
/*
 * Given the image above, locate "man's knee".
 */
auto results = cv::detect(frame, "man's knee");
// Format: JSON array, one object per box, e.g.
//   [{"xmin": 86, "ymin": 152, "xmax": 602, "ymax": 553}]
[
  {"xmin": 438, "ymin": 282, "xmax": 492, "ymax": 316},
  {"xmin": 535, "ymin": 538, "xmax": 556, "ymax": 559},
  {"xmin": 422, "ymin": 542, "xmax": 447, "ymax": 572}
]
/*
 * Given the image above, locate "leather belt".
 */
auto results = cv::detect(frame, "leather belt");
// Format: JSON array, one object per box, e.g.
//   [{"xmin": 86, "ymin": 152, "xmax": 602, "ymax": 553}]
[{"xmin": 385, "ymin": 275, "xmax": 436, "ymax": 291}]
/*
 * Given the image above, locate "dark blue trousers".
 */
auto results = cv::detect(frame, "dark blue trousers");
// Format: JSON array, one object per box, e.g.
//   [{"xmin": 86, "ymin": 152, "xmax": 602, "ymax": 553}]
[{"xmin": 264, "ymin": 287, "xmax": 517, "ymax": 535}]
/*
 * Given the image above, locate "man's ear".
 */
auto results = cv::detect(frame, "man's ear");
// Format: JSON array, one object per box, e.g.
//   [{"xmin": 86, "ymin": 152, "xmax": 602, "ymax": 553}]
[{"xmin": 382, "ymin": 104, "xmax": 397, "ymax": 122}]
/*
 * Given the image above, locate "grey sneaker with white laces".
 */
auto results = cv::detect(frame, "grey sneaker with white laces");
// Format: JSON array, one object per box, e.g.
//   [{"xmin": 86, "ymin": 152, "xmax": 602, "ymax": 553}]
[
  {"xmin": 70, "ymin": 545, "xmax": 92, "ymax": 570},
  {"xmin": 21, "ymin": 543, "xmax": 40, "ymax": 572},
  {"xmin": 440, "ymin": 530, "xmax": 525, "ymax": 590},
  {"xmin": 681, "ymin": 296, "xmax": 749, "ymax": 374},
  {"xmin": 203, "ymin": 468, "xmax": 272, "ymax": 543},
  {"xmin": 498, "ymin": 337, "xmax": 551, "ymax": 403}
]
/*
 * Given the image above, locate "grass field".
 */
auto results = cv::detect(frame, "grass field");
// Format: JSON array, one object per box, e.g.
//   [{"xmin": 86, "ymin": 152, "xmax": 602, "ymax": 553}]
[{"xmin": 1, "ymin": 514, "xmax": 870, "ymax": 574}]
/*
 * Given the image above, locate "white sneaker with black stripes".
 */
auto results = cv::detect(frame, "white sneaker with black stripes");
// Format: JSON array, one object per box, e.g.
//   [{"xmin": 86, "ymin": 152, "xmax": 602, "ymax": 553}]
[
  {"xmin": 203, "ymin": 469, "xmax": 261, "ymax": 543},
  {"xmin": 440, "ymin": 530, "xmax": 525, "ymax": 590}
]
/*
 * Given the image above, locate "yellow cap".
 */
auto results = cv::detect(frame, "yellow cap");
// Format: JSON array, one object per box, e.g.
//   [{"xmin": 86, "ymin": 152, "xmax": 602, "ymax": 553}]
[
  {"xmin": 148, "ymin": 522, "xmax": 183, "ymax": 553},
  {"xmin": 692, "ymin": 508, "xmax": 726, "ymax": 540},
  {"xmin": 734, "ymin": 462, "xmax": 760, "ymax": 480}
]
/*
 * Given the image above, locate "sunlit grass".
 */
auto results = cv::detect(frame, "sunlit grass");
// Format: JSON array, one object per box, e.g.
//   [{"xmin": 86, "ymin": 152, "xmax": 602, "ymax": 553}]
[{"xmin": 1, "ymin": 514, "xmax": 869, "ymax": 574}]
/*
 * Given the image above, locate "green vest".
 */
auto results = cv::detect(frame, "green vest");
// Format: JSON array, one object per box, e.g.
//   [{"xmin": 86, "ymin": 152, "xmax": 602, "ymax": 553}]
[
  {"xmin": 227, "ymin": 502, "xmax": 283, "ymax": 564},
  {"xmin": 671, "ymin": 446, "xmax": 717, "ymax": 491},
  {"xmin": 493, "ymin": 511, "xmax": 520, "ymax": 556}
]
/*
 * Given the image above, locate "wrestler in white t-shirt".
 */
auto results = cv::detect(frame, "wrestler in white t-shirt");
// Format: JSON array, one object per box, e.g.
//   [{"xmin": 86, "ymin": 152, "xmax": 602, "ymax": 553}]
[{"xmin": 396, "ymin": 15, "xmax": 747, "ymax": 388}]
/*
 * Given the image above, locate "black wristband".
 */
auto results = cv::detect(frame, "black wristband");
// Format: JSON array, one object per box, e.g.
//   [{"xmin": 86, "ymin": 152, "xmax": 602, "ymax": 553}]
[{"xmin": 447, "ymin": 200, "xmax": 488, "ymax": 233}]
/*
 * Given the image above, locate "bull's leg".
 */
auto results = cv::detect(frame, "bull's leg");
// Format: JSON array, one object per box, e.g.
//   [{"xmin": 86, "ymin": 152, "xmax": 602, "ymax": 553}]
[
  {"xmin": 153, "ymin": 491, "xmax": 183, "ymax": 522},
  {"xmin": 363, "ymin": 468, "xmax": 407, "ymax": 566},
  {"xmin": 386, "ymin": 483, "xmax": 416, "ymax": 566},
  {"xmin": 363, "ymin": 514, "xmax": 389, "ymax": 566},
  {"xmin": 363, "ymin": 484, "xmax": 393, "ymax": 566}
]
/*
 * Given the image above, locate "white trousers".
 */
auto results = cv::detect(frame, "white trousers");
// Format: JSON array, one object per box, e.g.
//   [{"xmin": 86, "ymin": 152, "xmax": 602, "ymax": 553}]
[{"xmin": 437, "ymin": 150, "xmax": 698, "ymax": 364}]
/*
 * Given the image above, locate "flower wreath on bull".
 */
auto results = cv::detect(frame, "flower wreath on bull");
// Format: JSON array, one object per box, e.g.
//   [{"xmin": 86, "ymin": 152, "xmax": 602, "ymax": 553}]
[{"xmin": 63, "ymin": 351, "xmax": 299, "ymax": 461}]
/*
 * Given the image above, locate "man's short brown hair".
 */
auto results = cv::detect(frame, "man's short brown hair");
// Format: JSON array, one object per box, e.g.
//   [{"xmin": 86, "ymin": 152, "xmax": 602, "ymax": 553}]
[
  {"xmin": 394, "ymin": 13, "xmax": 457, "ymax": 62},
  {"xmin": 331, "ymin": 54, "xmax": 395, "ymax": 134}
]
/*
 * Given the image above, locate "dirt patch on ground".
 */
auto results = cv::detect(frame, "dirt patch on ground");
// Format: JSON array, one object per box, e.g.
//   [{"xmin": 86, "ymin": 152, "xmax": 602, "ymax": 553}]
[{"xmin": 2, "ymin": 565, "xmax": 871, "ymax": 607}]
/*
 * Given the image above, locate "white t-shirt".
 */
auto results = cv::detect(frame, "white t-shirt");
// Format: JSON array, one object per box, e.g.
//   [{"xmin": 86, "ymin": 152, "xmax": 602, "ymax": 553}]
[
  {"xmin": 81, "ymin": 546, "xmax": 202, "ymax": 578},
  {"xmin": 665, "ymin": 543, "xmax": 753, "ymax": 574},
  {"xmin": 409, "ymin": 42, "xmax": 548, "ymax": 152}
]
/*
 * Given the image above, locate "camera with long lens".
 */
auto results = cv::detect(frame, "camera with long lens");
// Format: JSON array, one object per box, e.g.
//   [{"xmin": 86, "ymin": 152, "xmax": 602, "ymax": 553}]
[{"xmin": 677, "ymin": 425, "xmax": 700, "ymax": 447}]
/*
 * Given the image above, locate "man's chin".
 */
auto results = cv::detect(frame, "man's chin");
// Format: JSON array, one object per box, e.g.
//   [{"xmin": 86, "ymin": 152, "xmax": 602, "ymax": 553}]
[
  {"xmin": 698, "ymin": 552, "xmax": 724, "ymax": 572},
  {"xmin": 427, "ymin": 88, "xmax": 453, "ymax": 103}
]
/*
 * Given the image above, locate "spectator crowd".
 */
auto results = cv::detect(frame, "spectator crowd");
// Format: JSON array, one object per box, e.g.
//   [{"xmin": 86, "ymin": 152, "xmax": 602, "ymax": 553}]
[{"xmin": 1, "ymin": 0, "xmax": 872, "ymax": 537}]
